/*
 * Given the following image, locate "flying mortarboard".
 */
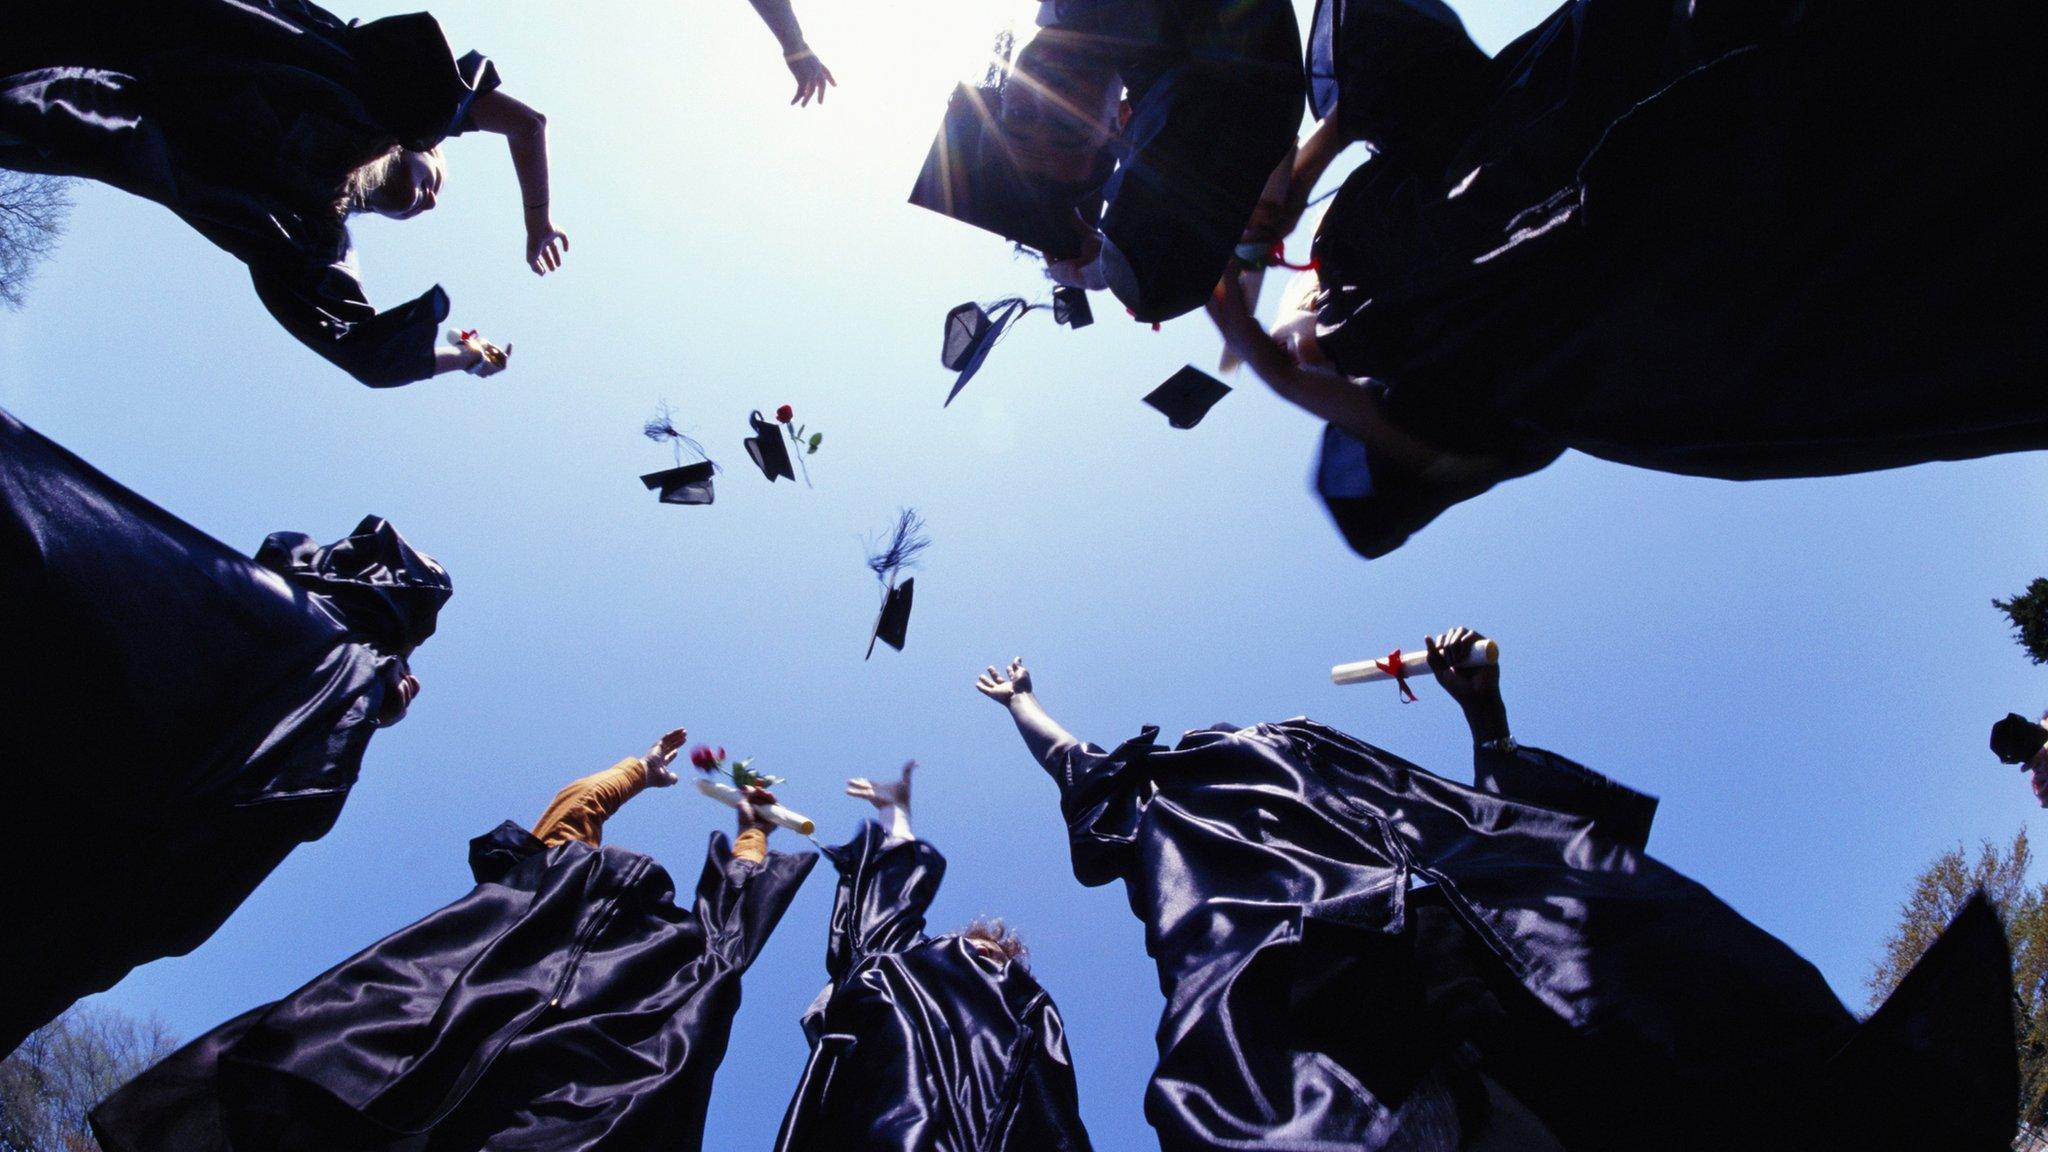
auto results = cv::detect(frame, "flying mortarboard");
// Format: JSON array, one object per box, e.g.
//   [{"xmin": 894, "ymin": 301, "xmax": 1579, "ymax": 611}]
[
  {"xmin": 640, "ymin": 461, "xmax": 716, "ymax": 505},
  {"xmin": 942, "ymin": 299, "xmax": 1034, "ymax": 406},
  {"xmin": 1991, "ymin": 713, "xmax": 2048, "ymax": 765},
  {"xmin": 865, "ymin": 509, "xmax": 930, "ymax": 659},
  {"xmin": 1143, "ymin": 366, "xmax": 1232, "ymax": 429},
  {"xmin": 867, "ymin": 576, "xmax": 915, "ymax": 659},
  {"xmin": 641, "ymin": 405, "xmax": 719, "ymax": 505},
  {"xmin": 1053, "ymin": 286, "xmax": 1094, "ymax": 329},
  {"xmin": 744, "ymin": 410, "xmax": 796, "ymax": 482}
]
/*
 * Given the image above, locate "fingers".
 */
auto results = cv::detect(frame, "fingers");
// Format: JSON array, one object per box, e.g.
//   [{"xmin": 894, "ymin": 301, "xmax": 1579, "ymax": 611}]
[
  {"xmin": 1424, "ymin": 633, "xmax": 1448, "ymax": 673},
  {"xmin": 901, "ymin": 760, "xmax": 917, "ymax": 779}
]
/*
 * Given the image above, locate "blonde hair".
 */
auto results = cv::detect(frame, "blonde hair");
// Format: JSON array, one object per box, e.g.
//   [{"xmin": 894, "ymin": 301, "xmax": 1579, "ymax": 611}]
[
  {"xmin": 961, "ymin": 917, "xmax": 1029, "ymax": 966},
  {"xmin": 337, "ymin": 145, "xmax": 444, "ymax": 216}
]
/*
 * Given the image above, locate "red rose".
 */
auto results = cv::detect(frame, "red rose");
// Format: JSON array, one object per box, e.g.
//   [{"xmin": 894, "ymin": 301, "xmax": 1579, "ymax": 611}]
[
  {"xmin": 688, "ymin": 745, "xmax": 719, "ymax": 771},
  {"xmin": 775, "ymin": 404, "xmax": 794, "ymax": 424},
  {"xmin": 716, "ymin": 746, "xmax": 727, "ymax": 762}
]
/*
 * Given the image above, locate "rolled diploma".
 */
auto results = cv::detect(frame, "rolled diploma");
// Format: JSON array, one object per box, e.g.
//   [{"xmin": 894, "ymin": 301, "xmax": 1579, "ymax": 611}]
[
  {"xmin": 694, "ymin": 779, "xmax": 817, "ymax": 836},
  {"xmin": 1332, "ymin": 639, "xmax": 1499, "ymax": 686}
]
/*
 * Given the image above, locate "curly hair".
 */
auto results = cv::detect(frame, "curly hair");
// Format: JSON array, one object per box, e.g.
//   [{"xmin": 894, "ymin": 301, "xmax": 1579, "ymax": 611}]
[{"xmin": 961, "ymin": 917, "xmax": 1029, "ymax": 966}]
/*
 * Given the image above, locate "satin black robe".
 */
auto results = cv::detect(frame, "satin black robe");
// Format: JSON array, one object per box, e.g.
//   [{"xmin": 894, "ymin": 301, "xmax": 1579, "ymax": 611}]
[
  {"xmin": 774, "ymin": 823, "xmax": 1094, "ymax": 1152},
  {"xmin": 0, "ymin": 0, "xmax": 499, "ymax": 386},
  {"xmin": 0, "ymin": 406, "xmax": 451, "ymax": 1057},
  {"xmin": 1040, "ymin": 0, "xmax": 1303, "ymax": 323},
  {"xmin": 1039, "ymin": 719, "xmax": 2012, "ymax": 1149},
  {"xmin": 1303, "ymin": 0, "xmax": 2048, "ymax": 558},
  {"xmin": 91, "ymin": 826, "xmax": 816, "ymax": 1152}
]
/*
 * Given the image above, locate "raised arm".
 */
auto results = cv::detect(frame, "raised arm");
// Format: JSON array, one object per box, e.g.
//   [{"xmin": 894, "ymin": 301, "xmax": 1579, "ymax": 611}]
[
  {"xmin": 746, "ymin": 0, "xmax": 836, "ymax": 106},
  {"xmin": 530, "ymin": 727, "xmax": 686, "ymax": 847},
  {"xmin": 465, "ymin": 90, "xmax": 568, "ymax": 275},
  {"xmin": 977, "ymin": 660, "xmax": 1078, "ymax": 767},
  {"xmin": 1205, "ymin": 275, "xmax": 1449, "ymax": 474},
  {"xmin": 846, "ymin": 760, "xmax": 917, "ymax": 843},
  {"xmin": 1425, "ymin": 627, "xmax": 1658, "ymax": 846}
]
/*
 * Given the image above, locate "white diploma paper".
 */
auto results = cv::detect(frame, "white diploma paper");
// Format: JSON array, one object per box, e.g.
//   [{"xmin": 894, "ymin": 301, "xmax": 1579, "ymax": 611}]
[
  {"xmin": 694, "ymin": 778, "xmax": 817, "ymax": 836},
  {"xmin": 1332, "ymin": 639, "xmax": 1499, "ymax": 686}
]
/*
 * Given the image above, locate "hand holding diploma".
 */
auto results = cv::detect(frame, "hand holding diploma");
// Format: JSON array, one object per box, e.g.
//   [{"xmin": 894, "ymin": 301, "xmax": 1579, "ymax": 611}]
[
  {"xmin": 696, "ymin": 778, "xmax": 816, "ymax": 836},
  {"xmin": 1426, "ymin": 626, "xmax": 1511, "ymax": 746},
  {"xmin": 1332, "ymin": 637, "xmax": 1499, "ymax": 686}
]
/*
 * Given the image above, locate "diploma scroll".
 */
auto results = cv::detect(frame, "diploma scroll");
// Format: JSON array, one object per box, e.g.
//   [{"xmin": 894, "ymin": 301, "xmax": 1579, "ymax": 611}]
[
  {"xmin": 1332, "ymin": 639, "xmax": 1499, "ymax": 686},
  {"xmin": 694, "ymin": 779, "xmax": 817, "ymax": 836}
]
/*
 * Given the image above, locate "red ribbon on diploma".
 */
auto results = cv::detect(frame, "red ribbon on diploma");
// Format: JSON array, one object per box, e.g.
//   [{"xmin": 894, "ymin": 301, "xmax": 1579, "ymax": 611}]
[
  {"xmin": 1267, "ymin": 242, "xmax": 1318, "ymax": 272},
  {"xmin": 1375, "ymin": 648, "xmax": 1418, "ymax": 703}
]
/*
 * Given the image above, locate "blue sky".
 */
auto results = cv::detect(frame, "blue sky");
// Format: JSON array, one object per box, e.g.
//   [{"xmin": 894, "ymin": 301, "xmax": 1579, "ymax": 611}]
[{"xmin": 4, "ymin": 0, "xmax": 2045, "ymax": 1146}]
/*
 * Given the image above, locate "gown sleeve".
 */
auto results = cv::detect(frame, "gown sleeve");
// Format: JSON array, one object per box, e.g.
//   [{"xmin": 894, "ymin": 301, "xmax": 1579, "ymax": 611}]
[
  {"xmin": 1473, "ymin": 740, "xmax": 1659, "ymax": 850},
  {"xmin": 1042, "ymin": 727, "xmax": 1163, "ymax": 887},
  {"xmin": 1315, "ymin": 422, "xmax": 1563, "ymax": 560},
  {"xmin": 990, "ymin": 991, "xmax": 1096, "ymax": 1152},
  {"xmin": 247, "ymin": 250, "xmax": 450, "ymax": 388},
  {"xmin": 696, "ymin": 831, "xmax": 818, "ymax": 972},
  {"xmin": 342, "ymin": 15, "xmax": 502, "ymax": 149},
  {"xmin": 819, "ymin": 821, "xmax": 947, "ymax": 982}
]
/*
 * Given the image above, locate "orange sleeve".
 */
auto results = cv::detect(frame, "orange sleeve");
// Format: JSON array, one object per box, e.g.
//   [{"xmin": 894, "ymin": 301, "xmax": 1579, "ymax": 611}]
[
  {"xmin": 531, "ymin": 758, "xmax": 651, "ymax": 848},
  {"xmin": 732, "ymin": 826, "xmax": 769, "ymax": 864}
]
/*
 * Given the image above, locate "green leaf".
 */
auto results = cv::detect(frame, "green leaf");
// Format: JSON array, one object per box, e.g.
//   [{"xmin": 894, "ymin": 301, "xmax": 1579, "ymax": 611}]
[{"xmin": 808, "ymin": 432, "xmax": 823, "ymax": 449}]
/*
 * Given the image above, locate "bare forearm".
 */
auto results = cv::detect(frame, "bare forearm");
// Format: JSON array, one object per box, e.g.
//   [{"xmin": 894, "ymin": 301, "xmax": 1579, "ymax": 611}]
[
  {"xmin": 468, "ymin": 90, "xmax": 552, "ymax": 218},
  {"xmin": 1006, "ymin": 693, "xmax": 1077, "ymax": 767},
  {"xmin": 747, "ymin": 0, "xmax": 807, "ymax": 53},
  {"xmin": 876, "ymin": 803, "xmax": 915, "ymax": 843},
  {"xmin": 1285, "ymin": 117, "xmax": 1346, "ymax": 221}
]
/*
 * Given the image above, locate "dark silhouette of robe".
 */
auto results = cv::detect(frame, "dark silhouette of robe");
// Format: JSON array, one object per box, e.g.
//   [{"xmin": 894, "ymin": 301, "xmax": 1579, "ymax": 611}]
[
  {"xmin": 774, "ymin": 823, "xmax": 1094, "ymax": 1152},
  {"xmin": 1036, "ymin": 719, "xmax": 2015, "ymax": 1149},
  {"xmin": 1303, "ymin": 0, "xmax": 2048, "ymax": 558},
  {"xmin": 1041, "ymin": 0, "xmax": 1303, "ymax": 323},
  {"xmin": 90, "ymin": 826, "xmax": 815, "ymax": 1152},
  {"xmin": 0, "ymin": 0, "xmax": 499, "ymax": 385},
  {"xmin": 0, "ymin": 406, "xmax": 451, "ymax": 1056}
]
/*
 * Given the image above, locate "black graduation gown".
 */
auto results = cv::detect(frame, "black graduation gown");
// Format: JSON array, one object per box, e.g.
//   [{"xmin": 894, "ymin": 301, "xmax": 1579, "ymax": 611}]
[
  {"xmin": 774, "ymin": 823, "xmax": 1094, "ymax": 1152},
  {"xmin": 1039, "ymin": 719, "xmax": 2011, "ymax": 1149},
  {"xmin": 0, "ymin": 0, "xmax": 500, "ymax": 386},
  {"xmin": 1041, "ymin": 0, "xmax": 1304, "ymax": 323},
  {"xmin": 0, "ymin": 406, "xmax": 451, "ymax": 1057},
  {"xmin": 1302, "ymin": 0, "xmax": 2048, "ymax": 556},
  {"xmin": 90, "ymin": 825, "xmax": 816, "ymax": 1152}
]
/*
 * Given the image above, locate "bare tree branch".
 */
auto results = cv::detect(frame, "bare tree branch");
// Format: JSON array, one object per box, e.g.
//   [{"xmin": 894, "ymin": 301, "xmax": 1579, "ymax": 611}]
[{"xmin": 0, "ymin": 172, "xmax": 75, "ymax": 310}]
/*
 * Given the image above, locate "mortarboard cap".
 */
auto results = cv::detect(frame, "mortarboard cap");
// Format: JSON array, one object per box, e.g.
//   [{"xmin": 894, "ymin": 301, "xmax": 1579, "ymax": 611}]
[
  {"xmin": 866, "ymin": 577, "xmax": 915, "ymax": 659},
  {"xmin": 909, "ymin": 83, "xmax": 1108, "ymax": 260},
  {"xmin": 1144, "ymin": 366, "xmax": 1232, "ymax": 429},
  {"xmin": 744, "ymin": 410, "xmax": 795, "ymax": 482},
  {"xmin": 641, "ymin": 461, "xmax": 716, "ymax": 505},
  {"xmin": 1991, "ymin": 713, "xmax": 2048, "ymax": 765},
  {"xmin": 1053, "ymin": 286, "xmax": 1094, "ymax": 329},
  {"xmin": 943, "ymin": 300, "xmax": 1029, "ymax": 406}
]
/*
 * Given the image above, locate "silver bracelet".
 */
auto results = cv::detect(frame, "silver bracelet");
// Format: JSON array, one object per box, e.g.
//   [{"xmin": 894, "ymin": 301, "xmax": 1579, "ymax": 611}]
[{"xmin": 1476, "ymin": 735, "xmax": 1520, "ymax": 755}]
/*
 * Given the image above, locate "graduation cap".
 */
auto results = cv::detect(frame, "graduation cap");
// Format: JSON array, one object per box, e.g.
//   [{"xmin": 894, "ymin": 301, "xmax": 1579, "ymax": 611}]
[
  {"xmin": 640, "ymin": 461, "xmax": 715, "ymax": 505},
  {"xmin": 865, "ymin": 509, "xmax": 930, "ymax": 659},
  {"xmin": 1991, "ymin": 713, "xmax": 2048, "ymax": 765},
  {"xmin": 743, "ymin": 410, "xmax": 796, "ymax": 482},
  {"xmin": 1143, "ymin": 366, "xmax": 1232, "ymax": 429},
  {"xmin": 942, "ymin": 298, "xmax": 1036, "ymax": 406},
  {"xmin": 1053, "ymin": 286, "xmax": 1094, "ymax": 329},
  {"xmin": 909, "ymin": 83, "xmax": 1111, "ymax": 260},
  {"xmin": 867, "ymin": 576, "xmax": 915, "ymax": 659},
  {"xmin": 641, "ymin": 404, "xmax": 719, "ymax": 504}
]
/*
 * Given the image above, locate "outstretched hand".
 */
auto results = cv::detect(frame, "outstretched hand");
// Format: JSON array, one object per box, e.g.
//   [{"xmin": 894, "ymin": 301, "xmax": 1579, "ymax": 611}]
[
  {"xmin": 1424, "ymin": 626, "xmax": 1508, "ymax": 743},
  {"xmin": 976, "ymin": 659, "xmax": 1034, "ymax": 706},
  {"xmin": 737, "ymin": 785, "xmax": 779, "ymax": 835},
  {"xmin": 847, "ymin": 760, "xmax": 914, "ymax": 811},
  {"xmin": 785, "ymin": 48, "xmax": 836, "ymax": 106},
  {"xmin": 643, "ymin": 726, "xmax": 687, "ymax": 787},
  {"xmin": 526, "ymin": 225, "xmax": 569, "ymax": 275}
]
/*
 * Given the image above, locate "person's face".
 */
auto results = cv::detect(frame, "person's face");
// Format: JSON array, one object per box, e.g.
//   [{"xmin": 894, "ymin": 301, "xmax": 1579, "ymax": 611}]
[
  {"xmin": 370, "ymin": 151, "xmax": 444, "ymax": 220},
  {"xmin": 997, "ymin": 78, "xmax": 1113, "ymax": 185}
]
